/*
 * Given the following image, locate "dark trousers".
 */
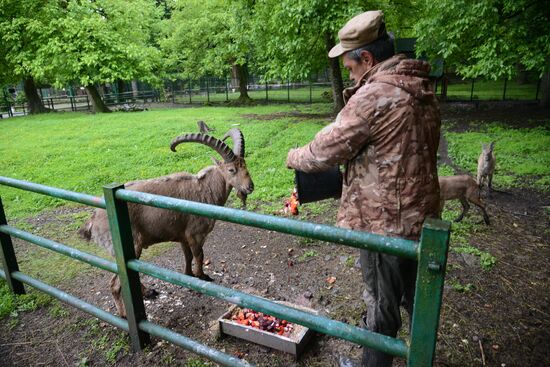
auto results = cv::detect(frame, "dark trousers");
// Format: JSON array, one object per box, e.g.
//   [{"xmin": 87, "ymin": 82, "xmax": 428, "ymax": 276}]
[{"xmin": 359, "ymin": 249, "xmax": 417, "ymax": 367}]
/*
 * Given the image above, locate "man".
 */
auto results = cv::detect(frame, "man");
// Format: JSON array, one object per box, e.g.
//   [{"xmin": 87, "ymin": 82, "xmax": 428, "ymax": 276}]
[{"xmin": 286, "ymin": 10, "xmax": 441, "ymax": 367}]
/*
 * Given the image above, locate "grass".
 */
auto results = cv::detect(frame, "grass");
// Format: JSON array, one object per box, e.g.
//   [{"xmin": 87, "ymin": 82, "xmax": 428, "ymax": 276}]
[
  {"xmin": 445, "ymin": 123, "xmax": 550, "ymax": 190},
  {"xmin": 0, "ymin": 103, "xmax": 333, "ymax": 219}
]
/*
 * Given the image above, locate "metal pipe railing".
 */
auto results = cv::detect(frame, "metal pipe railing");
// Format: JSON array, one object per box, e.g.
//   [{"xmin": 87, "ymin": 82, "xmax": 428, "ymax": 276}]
[
  {"xmin": 129, "ymin": 258, "xmax": 409, "ymax": 358},
  {"xmin": 6, "ymin": 270, "xmax": 128, "ymax": 331},
  {"xmin": 0, "ymin": 176, "xmax": 450, "ymax": 366},
  {"xmin": 116, "ymin": 189, "xmax": 418, "ymax": 259},
  {"xmin": 0, "ymin": 176, "xmax": 105, "ymax": 209},
  {"xmin": 0, "ymin": 224, "xmax": 117, "ymax": 273}
]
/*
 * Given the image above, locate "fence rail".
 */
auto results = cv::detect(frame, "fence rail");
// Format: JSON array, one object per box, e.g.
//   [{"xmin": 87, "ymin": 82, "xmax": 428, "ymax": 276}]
[{"xmin": 0, "ymin": 176, "xmax": 451, "ymax": 366}]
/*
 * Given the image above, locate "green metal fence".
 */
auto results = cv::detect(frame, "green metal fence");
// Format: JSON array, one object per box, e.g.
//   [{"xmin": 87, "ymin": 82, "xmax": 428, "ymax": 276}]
[{"xmin": 0, "ymin": 176, "xmax": 451, "ymax": 366}]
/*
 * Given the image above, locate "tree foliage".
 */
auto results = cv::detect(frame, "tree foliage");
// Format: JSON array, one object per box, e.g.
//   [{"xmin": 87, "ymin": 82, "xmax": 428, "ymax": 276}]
[
  {"xmin": 160, "ymin": 0, "xmax": 255, "ymax": 78},
  {"xmin": 36, "ymin": 0, "xmax": 163, "ymax": 88},
  {"xmin": 414, "ymin": 0, "xmax": 550, "ymax": 79}
]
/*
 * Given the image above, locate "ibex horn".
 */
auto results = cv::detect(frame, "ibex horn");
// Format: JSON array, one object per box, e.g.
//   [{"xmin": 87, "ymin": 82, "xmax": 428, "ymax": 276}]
[
  {"xmin": 170, "ymin": 133, "xmax": 236, "ymax": 162},
  {"xmin": 221, "ymin": 128, "xmax": 245, "ymax": 157}
]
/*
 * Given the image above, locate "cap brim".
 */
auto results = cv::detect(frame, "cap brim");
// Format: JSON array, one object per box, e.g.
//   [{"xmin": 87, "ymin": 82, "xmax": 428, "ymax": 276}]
[{"xmin": 328, "ymin": 43, "xmax": 345, "ymax": 58}]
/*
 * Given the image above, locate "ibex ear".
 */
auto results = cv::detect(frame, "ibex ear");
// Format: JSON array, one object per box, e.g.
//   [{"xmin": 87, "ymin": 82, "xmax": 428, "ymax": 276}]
[
  {"xmin": 489, "ymin": 142, "xmax": 495, "ymax": 151},
  {"xmin": 211, "ymin": 156, "xmax": 221, "ymax": 165}
]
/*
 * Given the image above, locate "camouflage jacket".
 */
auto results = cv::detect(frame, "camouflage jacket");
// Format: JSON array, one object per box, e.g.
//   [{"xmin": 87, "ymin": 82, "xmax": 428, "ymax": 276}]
[{"xmin": 287, "ymin": 54, "xmax": 441, "ymax": 240}]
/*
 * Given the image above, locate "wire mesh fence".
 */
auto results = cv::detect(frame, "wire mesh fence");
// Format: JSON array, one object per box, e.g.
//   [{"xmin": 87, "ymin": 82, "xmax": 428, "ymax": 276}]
[{"xmin": 1, "ymin": 73, "xmax": 543, "ymax": 119}]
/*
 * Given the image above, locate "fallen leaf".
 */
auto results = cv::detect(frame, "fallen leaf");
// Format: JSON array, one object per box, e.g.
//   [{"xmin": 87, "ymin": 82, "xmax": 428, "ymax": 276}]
[
  {"xmin": 326, "ymin": 276, "xmax": 336, "ymax": 284},
  {"xmin": 203, "ymin": 259, "xmax": 211, "ymax": 265},
  {"xmin": 513, "ymin": 223, "xmax": 518, "ymax": 227},
  {"xmin": 492, "ymin": 344, "xmax": 499, "ymax": 351}
]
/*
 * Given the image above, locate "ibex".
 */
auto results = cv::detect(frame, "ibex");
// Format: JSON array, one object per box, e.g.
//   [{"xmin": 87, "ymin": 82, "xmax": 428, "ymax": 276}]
[
  {"xmin": 79, "ymin": 129, "xmax": 254, "ymax": 317},
  {"xmin": 477, "ymin": 142, "xmax": 496, "ymax": 190},
  {"xmin": 439, "ymin": 175, "xmax": 490, "ymax": 224}
]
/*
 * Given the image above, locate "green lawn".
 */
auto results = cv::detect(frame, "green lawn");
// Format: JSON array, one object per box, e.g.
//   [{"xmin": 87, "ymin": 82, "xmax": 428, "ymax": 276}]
[{"xmin": 0, "ymin": 104, "xmax": 333, "ymax": 219}]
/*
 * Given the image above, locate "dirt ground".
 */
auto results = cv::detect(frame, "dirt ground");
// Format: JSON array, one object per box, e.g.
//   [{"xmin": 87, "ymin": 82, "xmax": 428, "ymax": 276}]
[{"xmin": 1, "ymin": 102, "xmax": 549, "ymax": 367}]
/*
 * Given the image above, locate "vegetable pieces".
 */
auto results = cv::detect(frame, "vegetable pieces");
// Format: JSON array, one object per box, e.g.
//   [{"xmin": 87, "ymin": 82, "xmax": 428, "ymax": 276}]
[
  {"xmin": 230, "ymin": 308, "xmax": 294, "ymax": 337},
  {"xmin": 283, "ymin": 189, "xmax": 300, "ymax": 216}
]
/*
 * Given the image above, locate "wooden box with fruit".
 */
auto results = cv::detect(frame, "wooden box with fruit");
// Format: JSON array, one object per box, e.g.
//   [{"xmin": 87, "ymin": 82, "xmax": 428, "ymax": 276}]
[{"xmin": 218, "ymin": 302, "xmax": 318, "ymax": 357}]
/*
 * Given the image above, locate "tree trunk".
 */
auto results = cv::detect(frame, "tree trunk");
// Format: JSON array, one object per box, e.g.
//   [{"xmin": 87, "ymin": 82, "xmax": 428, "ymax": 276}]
[
  {"xmin": 131, "ymin": 80, "xmax": 139, "ymax": 98},
  {"xmin": 324, "ymin": 32, "xmax": 345, "ymax": 112},
  {"xmin": 24, "ymin": 77, "xmax": 47, "ymax": 114},
  {"xmin": 85, "ymin": 85, "xmax": 111, "ymax": 113},
  {"xmin": 540, "ymin": 72, "xmax": 550, "ymax": 108},
  {"xmin": 235, "ymin": 63, "xmax": 251, "ymax": 102},
  {"xmin": 117, "ymin": 80, "xmax": 125, "ymax": 103}
]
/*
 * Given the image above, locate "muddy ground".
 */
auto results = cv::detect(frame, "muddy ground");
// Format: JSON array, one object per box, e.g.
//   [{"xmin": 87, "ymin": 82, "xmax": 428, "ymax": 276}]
[{"xmin": 1, "ymin": 103, "xmax": 549, "ymax": 367}]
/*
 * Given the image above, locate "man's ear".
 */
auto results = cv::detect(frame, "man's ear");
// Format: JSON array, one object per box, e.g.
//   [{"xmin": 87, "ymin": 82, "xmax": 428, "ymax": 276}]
[{"xmin": 359, "ymin": 50, "xmax": 376, "ymax": 66}]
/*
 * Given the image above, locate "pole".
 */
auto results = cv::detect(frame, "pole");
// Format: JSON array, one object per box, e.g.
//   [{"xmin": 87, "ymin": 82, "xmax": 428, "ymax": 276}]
[
  {"xmin": 470, "ymin": 79, "xmax": 475, "ymax": 101},
  {"xmin": 103, "ymin": 184, "xmax": 151, "ymax": 351},
  {"xmin": 309, "ymin": 77, "xmax": 313, "ymax": 103},
  {"xmin": 206, "ymin": 77, "xmax": 210, "ymax": 103},
  {"xmin": 188, "ymin": 78, "xmax": 192, "ymax": 104},
  {"xmin": 502, "ymin": 78, "xmax": 507, "ymax": 100},
  {"xmin": 225, "ymin": 76, "xmax": 229, "ymax": 102},
  {"xmin": 287, "ymin": 79, "xmax": 290, "ymax": 102}
]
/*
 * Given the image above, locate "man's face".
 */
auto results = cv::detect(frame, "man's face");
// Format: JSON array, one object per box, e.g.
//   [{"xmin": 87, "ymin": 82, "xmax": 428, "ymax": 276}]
[{"xmin": 342, "ymin": 51, "xmax": 375, "ymax": 85}]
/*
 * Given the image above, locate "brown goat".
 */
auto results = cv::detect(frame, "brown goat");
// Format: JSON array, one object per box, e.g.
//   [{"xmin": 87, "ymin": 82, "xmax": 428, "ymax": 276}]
[
  {"xmin": 477, "ymin": 142, "xmax": 496, "ymax": 190},
  {"xmin": 439, "ymin": 175, "xmax": 490, "ymax": 224},
  {"xmin": 79, "ymin": 130, "xmax": 254, "ymax": 317}
]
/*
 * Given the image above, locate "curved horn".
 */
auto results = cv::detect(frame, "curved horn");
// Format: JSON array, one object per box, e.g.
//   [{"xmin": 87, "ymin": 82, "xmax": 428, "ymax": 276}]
[
  {"xmin": 222, "ymin": 128, "xmax": 245, "ymax": 157},
  {"xmin": 170, "ymin": 133, "xmax": 236, "ymax": 162}
]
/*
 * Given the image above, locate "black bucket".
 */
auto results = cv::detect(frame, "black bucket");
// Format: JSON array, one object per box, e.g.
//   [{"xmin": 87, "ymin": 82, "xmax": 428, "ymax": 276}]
[{"xmin": 294, "ymin": 166, "xmax": 343, "ymax": 204}]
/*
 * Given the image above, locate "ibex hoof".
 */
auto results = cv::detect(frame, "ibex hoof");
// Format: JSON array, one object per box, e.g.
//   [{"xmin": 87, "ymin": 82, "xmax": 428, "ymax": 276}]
[{"xmin": 198, "ymin": 274, "xmax": 214, "ymax": 282}]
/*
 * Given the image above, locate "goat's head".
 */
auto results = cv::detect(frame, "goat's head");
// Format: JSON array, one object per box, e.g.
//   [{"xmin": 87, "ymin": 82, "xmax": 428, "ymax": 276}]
[
  {"xmin": 170, "ymin": 130, "xmax": 254, "ymax": 197},
  {"xmin": 480, "ymin": 142, "xmax": 495, "ymax": 162}
]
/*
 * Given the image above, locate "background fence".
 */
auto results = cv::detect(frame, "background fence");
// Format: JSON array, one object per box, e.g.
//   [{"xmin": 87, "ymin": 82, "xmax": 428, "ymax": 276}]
[{"xmin": 1, "ymin": 73, "xmax": 543, "ymax": 119}]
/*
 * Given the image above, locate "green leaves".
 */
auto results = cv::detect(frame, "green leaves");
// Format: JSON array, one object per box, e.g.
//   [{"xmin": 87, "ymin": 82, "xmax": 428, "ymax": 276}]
[{"xmin": 414, "ymin": 0, "xmax": 550, "ymax": 79}]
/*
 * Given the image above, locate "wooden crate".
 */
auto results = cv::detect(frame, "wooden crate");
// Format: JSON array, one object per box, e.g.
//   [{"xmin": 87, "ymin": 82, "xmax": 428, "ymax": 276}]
[{"xmin": 218, "ymin": 302, "xmax": 318, "ymax": 358}]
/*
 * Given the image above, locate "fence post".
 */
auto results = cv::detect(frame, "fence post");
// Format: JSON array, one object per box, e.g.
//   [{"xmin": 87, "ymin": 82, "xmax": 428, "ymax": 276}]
[
  {"xmin": 0, "ymin": 197, "xmax": 25, "ymax": 295},
  {"xmin": 206, "ymin": 77, "xmax": 210, "ymax": 103},
  {"xmin": 287, "ymin": 79, "xmax": 290, "ymax": 102},
  {"xmin": 265, "ymin": 81, "xmax": 268, "ymax": 101},
  {"xmin": 225, "ymin": 76, "xmax": 229, "ymax": 102},
  {"xmin": 85, "ymin": 94, "xmax": 90, "ymax": 111},
  {"xmin": 502, "ymin": 78, "xmax": 508, "ymax": 100},
  {"xmin": 103, "ymin": 183, "xmax": 150, "ymax": 351},
  {"xmin": 50, "ymin": 98, "xmax": 55, "ymax": 111},
  {"xmin": 535, "ymin": 78, "xmax": 541, "ymax": 100},
  {"xmin": 408, "ymin": 218, "xmax": 450, "ymax": 367},
  {"xmin": 470, "ymin": 79, "xmax": 475, "ymax": 101},
  {"xmin": 309, "ymin": 77, "xmax": 313, "ymax": 103},
  {"xmin": 188, "ymin": 78, "xmax": 192, "ymax": 104}
]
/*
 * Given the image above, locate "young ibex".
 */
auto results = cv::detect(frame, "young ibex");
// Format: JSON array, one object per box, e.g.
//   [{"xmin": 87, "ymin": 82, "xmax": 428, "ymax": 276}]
[
  {"xmin": 79, "ymin": 129, "xmax": 254, "ymax": 317},
  {"xmin": 477, "ymin": 142, "xmax": 496, "ymax": 190},
  {"xmin": 439, "ymin": 175, "xmax": 490, "ymax": 224}
]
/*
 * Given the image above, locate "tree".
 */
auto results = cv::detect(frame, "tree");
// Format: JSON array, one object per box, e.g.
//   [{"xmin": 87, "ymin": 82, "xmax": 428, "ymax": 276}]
[
  {"xmin": 414, "ymin": 0, "xmax": 550, "ymax": 106},
  {"xmin": 160, "ymin": 0, "xmax": 256, "ymax": 102},
  {"xmin": 0, "ymin": 0, "xmax": 59, "ymax": 114},
  {"xmin": 35, "ymin": 0, "xmax": 162, "ymax": 112},
  {"xmin": 253, "ymin": 0, "xmax": 409, "ymax": 112}
]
